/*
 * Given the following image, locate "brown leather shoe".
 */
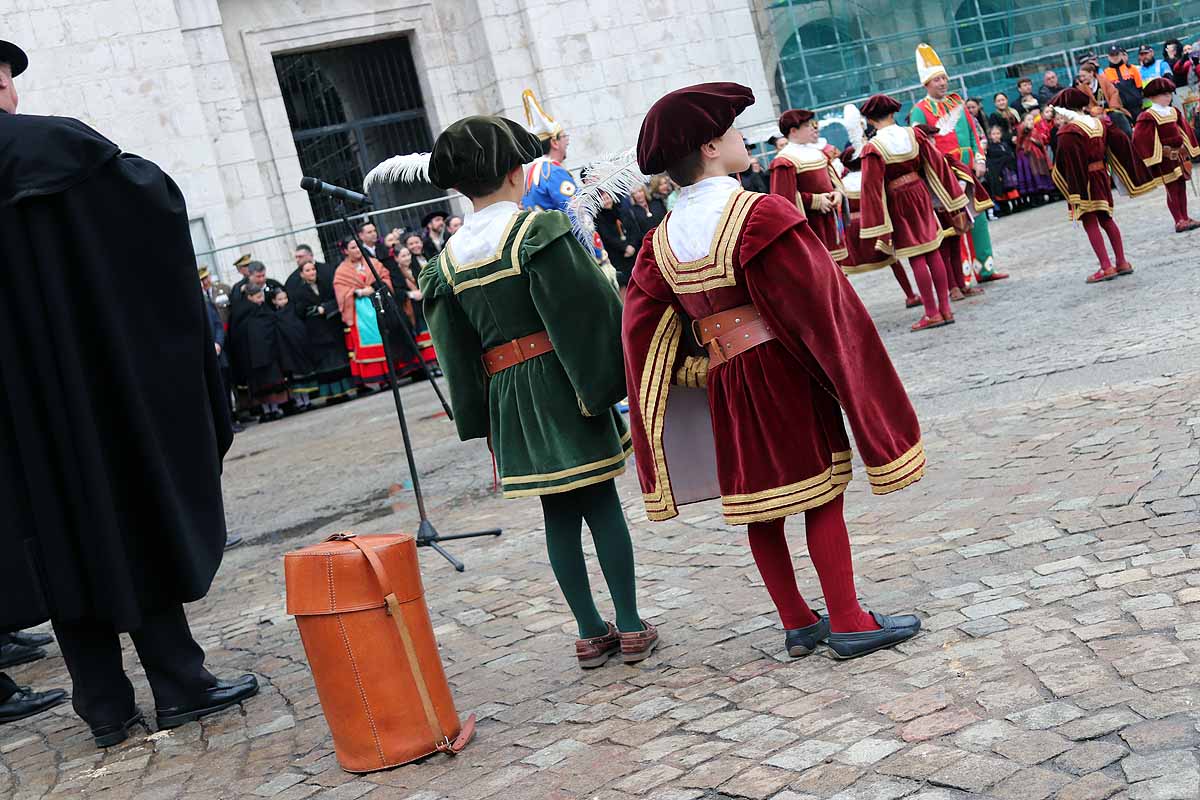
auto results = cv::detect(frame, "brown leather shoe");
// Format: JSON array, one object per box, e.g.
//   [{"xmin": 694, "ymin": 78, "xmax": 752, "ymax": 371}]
[
  {"xmin": 576, "ymin": 623, "xmax": 620, "ymax": 669},
  {"xmin": 619, "ymin": 621, "xmax": 659, "ymax": 664}
]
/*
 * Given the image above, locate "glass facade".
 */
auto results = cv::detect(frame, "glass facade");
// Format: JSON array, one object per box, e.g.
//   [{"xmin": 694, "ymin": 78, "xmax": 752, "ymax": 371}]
[{"xmin": 765, "ymin": 0, "xmax": 1200, "ymax": 114}]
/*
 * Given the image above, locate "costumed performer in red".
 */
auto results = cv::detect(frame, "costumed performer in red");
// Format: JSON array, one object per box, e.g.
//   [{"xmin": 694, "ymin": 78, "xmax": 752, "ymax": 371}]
[
  {"xmin": 1049, "ymin": 88, "xmax": 1158, "ymax": 283},
  {"xmin": 857, "ymin": 94, "xmax": 972, "ymax": 332},
  {"xmin": 833, "ymin": 103, "xmax": 921, "ymax": 309},
  {"xmin": 912, "ymin": 122, "xmax": 993, "ymax": 303},
  {"xmin": 1133, "ymin": 77, "xmax": 1200, "ymax": 232},
  {"xmin": 769, "ymin": 108, "xmax": 848, "ymax": 261},
  {"xmin": 618, "ymin": 83, "xmax": 923, "ymax": 660}
]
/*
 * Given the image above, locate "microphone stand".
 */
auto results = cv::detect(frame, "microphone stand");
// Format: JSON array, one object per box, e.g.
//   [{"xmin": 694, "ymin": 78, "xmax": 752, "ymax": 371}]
[{"xmin": 336, "ymin": 201, "xmax": 501, "ymax": 571}]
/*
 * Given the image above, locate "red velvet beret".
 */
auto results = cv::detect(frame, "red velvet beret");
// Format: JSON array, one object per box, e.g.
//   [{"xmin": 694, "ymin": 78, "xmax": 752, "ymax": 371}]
[
  {"xmin": 1050, "ymin": 87, "xmax": 1091, "ymax": 110},
  {"xmin": 637, "ymin": 82, "xmax": 755, "ymax": 174},
  {"xmin": 840, "ymin": 144, "xmax": 860, "ymax": 169},
  {"xmin": 860, "ymin": 94, "xmax": 902, "ymax": 121},
  {"xmin": 778, "ymin": 109, "xmax": 815, "ymax": 135},
  {"xmin": 1143, "ymin": 77, "xmax": 1177, "ymax": 97}
]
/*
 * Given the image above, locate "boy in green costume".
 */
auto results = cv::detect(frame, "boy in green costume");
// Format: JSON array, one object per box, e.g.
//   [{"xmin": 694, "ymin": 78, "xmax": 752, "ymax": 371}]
[{"xmin": 364, "ymin": 117, "xmax": 657, "ymax": 668}]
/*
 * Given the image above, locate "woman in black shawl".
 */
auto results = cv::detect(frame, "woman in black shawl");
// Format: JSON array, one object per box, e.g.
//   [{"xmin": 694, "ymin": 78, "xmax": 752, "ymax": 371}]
[
  {"xmin": 271, "ymin": 289, "xmax": 317, "ymax": 411},
  {"xmin": 289, "ymin": 260, "xmax": 354, "ymax": 402},
  {"xmin": 229, "ymin": 283, "xmax": 288, "ymax": 421}
]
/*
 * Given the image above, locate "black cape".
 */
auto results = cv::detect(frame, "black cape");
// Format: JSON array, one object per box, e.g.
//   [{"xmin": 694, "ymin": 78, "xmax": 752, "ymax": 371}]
[
  {"xmin": 0, "ymin": 112, "xmax": 232, "ymax": 632},
  {"xmin": 274, "ymin": 306, "xmax": 315, "ymax": 378},
  {"xmin": 290, "ymin": 278, "xmax": 349, "ymax": 375},
  {"xmin": 230, "ymin": 300, "xmax": 285, "ymax": 394}
]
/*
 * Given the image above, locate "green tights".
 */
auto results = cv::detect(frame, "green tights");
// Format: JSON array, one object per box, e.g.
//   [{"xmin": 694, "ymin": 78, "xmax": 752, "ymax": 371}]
[{"xmin": 540, "ymin": 479, "xmax": 642, "ymax": 638}]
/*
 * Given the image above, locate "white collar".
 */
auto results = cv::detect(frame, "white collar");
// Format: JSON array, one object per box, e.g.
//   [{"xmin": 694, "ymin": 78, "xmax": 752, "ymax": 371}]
[
  {"xmin": 666, "ymin": 176, "xmax": 740, "ymax": 262},
  {"xmin": 874, "ymin": 125, "xmax": 915, "ymax": 155},
  {"xmin": 1151, "ymin": 102, "xmax": 1174, "ymax": 115},
  {"xmin": 841, "ymin": 171, "xmax": 862, "ymax": 192},
  {"xmin": 446, "ymin": 201, "xmax": 519, "ymax": 266}
]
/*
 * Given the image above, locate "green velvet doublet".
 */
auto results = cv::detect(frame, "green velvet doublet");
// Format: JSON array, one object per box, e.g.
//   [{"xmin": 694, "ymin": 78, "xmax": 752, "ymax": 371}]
[{"xmin": 419, "ymin": 209, "xmax": 631, "ymax": 498}]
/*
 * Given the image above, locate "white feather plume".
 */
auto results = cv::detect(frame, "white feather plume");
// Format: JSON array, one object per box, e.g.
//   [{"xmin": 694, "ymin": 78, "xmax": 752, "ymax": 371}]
[
  {"xmin": 363, "ymin": 153, "xmax": 433, "ymax": 193},
  {"xmin": 565, "ymin": 147, "xmax": 649, "ymax": 249},
  {"xmin": 842, "ymin": 103, "xmax": 866, "ymax": 156},
  {"xmin": 817, "ymin": 113, "xmax": 844, "ymax": 131},
  {"xmin": 936, "ymin": 103, "xmax": 965, "ymax": 138}
]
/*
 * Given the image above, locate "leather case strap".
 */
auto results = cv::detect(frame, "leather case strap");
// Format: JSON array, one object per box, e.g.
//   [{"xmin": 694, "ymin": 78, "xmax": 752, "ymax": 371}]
[{"xmin": 332, "ymin": 534, "xmax": 474, "ymax": 756}]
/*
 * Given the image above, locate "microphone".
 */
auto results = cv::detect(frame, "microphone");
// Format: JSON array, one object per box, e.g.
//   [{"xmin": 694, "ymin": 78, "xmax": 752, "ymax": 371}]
[{"xmin": 299, "ymin": 177, "xmax": 373, "ymax": 206}]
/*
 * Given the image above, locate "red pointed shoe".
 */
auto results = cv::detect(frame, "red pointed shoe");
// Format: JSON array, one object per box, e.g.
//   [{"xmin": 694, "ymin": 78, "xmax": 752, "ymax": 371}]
[
  {"xmin": 1114, "ymin": 262, "xmax": 1134, "ymax": 276},
  {"xmin": 978, "ymin": 271, "xmax": 1009, "ymax": 282},
  {"xmin": 1086, "ymin": 267, "xmax": 1118, "ymax": 283},
  {"xmin": 911, "ymin": 314, "xmax": 949, "ymax": 331},
  {"xmin": 904, "ymin": 295, "xmax": 923, "ymax": 308}
]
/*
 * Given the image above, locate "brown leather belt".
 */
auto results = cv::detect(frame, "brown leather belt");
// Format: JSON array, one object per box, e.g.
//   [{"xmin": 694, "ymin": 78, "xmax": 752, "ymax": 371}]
[
  {"xmin": 693, "ymin": 304, "xmax": 776, "ymax": 366},
  {"xmin": 482, "ymin": 331, "xmax": 553, "ymax": 376},
  {"xmin": 887, "ymin": 172, "xmax": 922, "ymax": 190},
  {"xmin": 1087, "ymin": 161, "xmax": 1107, "ymax": 172},
  {"xmin": 1164, "ymin": 145, "xmax": 1190, "ymax": 162}
]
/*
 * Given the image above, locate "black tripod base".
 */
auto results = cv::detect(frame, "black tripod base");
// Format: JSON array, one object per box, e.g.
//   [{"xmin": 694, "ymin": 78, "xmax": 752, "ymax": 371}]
[{"xmin": 415, "ymin": 518, "xmax": 503, "ymax": 572}]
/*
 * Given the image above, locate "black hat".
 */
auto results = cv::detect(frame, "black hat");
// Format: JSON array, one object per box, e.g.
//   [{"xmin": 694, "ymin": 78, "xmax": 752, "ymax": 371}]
[
  {"xmin": 1108, "ymin": 45, "xmax": 1125, "ymax": 56},
  {"xmin": 1139, "ymin": 45, "xmax": 1154, "ymax": 55},
  {"xmin": 428, "ymin": 116, "xmax": 542, "ymax": 190},
  {"xmin": 421, "ymin": 209, "xmax": 448, "ymax": 227},
  {"xmin": 0, "ymin": 40, "xmax": 28, "ymax": 77}
]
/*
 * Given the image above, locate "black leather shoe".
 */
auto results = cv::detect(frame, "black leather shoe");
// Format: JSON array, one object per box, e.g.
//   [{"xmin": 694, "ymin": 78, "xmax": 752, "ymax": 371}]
[
  {"xmin": 0, "ymin": 686, "xmax": 67, "ymax": 724},
  {"xmin": 7, "ymin": 631, "xmax": 53, "ymax": 648},
  {"xmin": 785, "ymin": 614, "xmax": 830, "ymax": 657},
  {"xmin": 826, "ymin": 611, "xmax": 922, "ymax": 660},
  {"xmin": 155, "ymin": 674, "xmax": 259, "ymax": 730},
  {"xmin": 224, "ymin": 533, "xmax": 244, "ymax": 550},
  {"xmin": 91, "ymin": 709, "xmax": 146, "ymax": 747},
  {"xmin": 0, "ymin": 641, "xmax": 46, "ymax": 669}
]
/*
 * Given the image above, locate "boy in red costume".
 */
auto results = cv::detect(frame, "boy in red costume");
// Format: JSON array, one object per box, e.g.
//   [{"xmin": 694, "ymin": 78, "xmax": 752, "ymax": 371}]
[
  {"xmin": 857, "ymin": 95, "xmax": 972, "ymax": 332},
  {"xmin": 1133, "ymin": 77, "xmax": 1200, "ymax": 232},
  {"xmin": 621, "ymin": 83, "xmax": 923, "ymax": 660},
  {"xmin": 1049, "ymin": 88, "xmax": 1158, "ymax": 283},
  {"xmin": 770, "ymin": 109, "xmax": 847, "ymax": 261}
]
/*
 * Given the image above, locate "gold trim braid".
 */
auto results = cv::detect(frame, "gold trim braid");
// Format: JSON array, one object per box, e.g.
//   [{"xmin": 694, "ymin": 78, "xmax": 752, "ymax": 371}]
[
  {"xmin": 866, "ymin": 440, "xmax": 927, "ymax": 494},
  {"xmin": 639, "ymin": 308, "xmax": 684, "ymax": 520}
]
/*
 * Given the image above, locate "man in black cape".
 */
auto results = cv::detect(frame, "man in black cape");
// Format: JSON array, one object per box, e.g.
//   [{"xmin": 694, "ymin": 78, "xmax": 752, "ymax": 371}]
[{"xmin": 0, "ymin": 40, "xmax": 258, "ymax": 747}]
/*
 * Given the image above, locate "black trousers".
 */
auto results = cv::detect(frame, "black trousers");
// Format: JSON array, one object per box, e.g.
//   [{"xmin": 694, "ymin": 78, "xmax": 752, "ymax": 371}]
[
  {"xmin": 52, "ymin": 605, "xmax": 215, "ymax": 725},
  {"xmin": 0, "ymin": 672, "xmax": 16, "ymax": 702}
]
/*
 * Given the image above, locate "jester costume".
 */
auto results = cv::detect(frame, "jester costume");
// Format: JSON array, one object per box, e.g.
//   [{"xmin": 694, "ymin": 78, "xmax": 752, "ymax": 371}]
[
  {"xmin": 910, "ymin": 43, "xmax": 1005, "ymax": 283},
  {"xmin": 622, "ymin": 82, "xmax": 923, "ymax": 660},
  {"xmin": 366, "ymin": 116, "xmax": 655, "ymax": 668}
]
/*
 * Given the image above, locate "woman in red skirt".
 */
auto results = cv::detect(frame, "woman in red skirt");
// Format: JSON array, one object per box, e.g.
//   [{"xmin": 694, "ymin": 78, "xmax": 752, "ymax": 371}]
[{"xmin": 857, "ymin": 95, "xmax": 971, "ymax": 331}]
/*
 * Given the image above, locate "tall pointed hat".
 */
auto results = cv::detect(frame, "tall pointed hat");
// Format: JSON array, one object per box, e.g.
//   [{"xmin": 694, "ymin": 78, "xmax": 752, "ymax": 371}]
[
  {"xmin": 916, "ymin": 43, "xmax": 948, "ymax": 85},
  {"xmin": 521, "ymin": 88, "xmax": 564, "ymax": 141}
]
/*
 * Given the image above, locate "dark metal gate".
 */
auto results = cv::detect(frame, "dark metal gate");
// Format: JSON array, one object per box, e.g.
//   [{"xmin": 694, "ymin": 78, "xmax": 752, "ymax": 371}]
[{"xmin": 275, "ymin": 36, "xmax": 443, "ymax": 260}]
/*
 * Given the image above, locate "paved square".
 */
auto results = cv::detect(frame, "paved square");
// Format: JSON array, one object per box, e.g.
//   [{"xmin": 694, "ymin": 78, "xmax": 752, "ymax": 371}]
[{"xmin": 3, "ymin": 193, "xmax": 1199, "ymax": 799}]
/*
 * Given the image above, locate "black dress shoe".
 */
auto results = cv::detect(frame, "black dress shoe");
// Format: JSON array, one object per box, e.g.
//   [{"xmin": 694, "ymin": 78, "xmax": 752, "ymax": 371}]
[
  {"xmin": 0, "ymin": 641, "xmax": 46, "ymax": 669},
  {"xmin": 8, "ymin": 631, "xmax": 53, "ymax": 648},
  {"xmin": 224, "ymin": 533, "xmax": 244, "ymax": 550},
  {"xmin": 231, "ymin": 421, "xmax": 246, "ymax": 433},
  {"xmin": 91, "ymin": 709, "xmax": 146, "ymax": 747},
  {"xmin": 0, "ymin": 686, "xmax": 67, "ymax": 724},
  {"xmin": 155, "ymin": 674, "xmax": 259, "ymax": 730},
  {"xmin": 785, "ymin": 614, "xmax": 830, "ymax": 657},
  {"xmin": 826, "ymin": 611, "xmax": 922, "ymax": 660}
]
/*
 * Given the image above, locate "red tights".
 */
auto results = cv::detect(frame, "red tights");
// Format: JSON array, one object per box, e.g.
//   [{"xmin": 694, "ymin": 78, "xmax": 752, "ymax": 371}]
[
  {"xmin": 908, "ymin": 250, "xmax": 951, "ymax": 319},
  {"xmin": 1165, "ymin": 179, "xmax": 1190, "ymax": 223},
  {"xmin": 940, "ymin": 236, "xmax": 967, "ymax": 291},
  {"xmin": 891, "ymin": 263, "xmax": 916, "ymax": 301},
  {"xmin": 1081, "ymin": 211, "xmax": 1126, "ymax": 269},
  {"xmin": 746, "ymin": 494, "xmax": 879, "ymax": 633}
]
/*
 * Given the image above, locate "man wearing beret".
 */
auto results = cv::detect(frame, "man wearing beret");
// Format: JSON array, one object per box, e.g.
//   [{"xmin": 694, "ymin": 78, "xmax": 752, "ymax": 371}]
[
  {"xmin": 0, "ymin": 39, "xmax": 258, "ymax": 747},
  {"xmin": 769, "ymin": 108, "xmax": 848, "ymax": 261},
  {"xmin": 620, "ymin": 82, "xmax": 922, "ymax": 660},
  {"xmin": 365, "ymin": 116, "xmax": 658, "ymax": 669},
  {"xmin": 1132, "ymin": 77, "xmax": 1200, "ymax": 232},
  {"xmin": 911, "ymin": 43, "xmax": 1009, "ymax": 286}
]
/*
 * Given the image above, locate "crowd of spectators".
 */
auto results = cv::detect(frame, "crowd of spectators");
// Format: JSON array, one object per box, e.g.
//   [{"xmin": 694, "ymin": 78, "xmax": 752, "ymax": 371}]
[{"xmin": 201, "ymin": 211, "xmax": 461, "ymax": 429}]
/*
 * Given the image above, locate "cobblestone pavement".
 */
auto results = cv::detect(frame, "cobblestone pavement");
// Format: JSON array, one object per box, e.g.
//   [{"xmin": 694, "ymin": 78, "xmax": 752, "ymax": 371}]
[{"xmin": 2, "ymin": 192, "xmax": 1199, "ymax": 799}]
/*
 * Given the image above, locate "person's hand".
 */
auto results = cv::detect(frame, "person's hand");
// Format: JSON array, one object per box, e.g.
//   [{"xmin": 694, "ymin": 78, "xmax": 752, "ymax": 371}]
[
  {"xmin": 360, "ymin": 286, "xmax": 375, "ymax": 297},
  {"xmin": 974, "ymin": 161, "xmax": 986, "ymax": 177},
  {"xmin": 828, "ymin": 190, "xmax": 843, "ymax": 207},
  {"xmin": 407, "ymin": 290, "xmax": 423, "ymax": 301},
  {"xmin": 812, "ymin": 195, "xmax": 831, "ymax": 213},
  {"xmin": 317, "ymin": 306, "xmax": 326, "ymax": 315},
  {"xmin": 624, "ymin": 245, "xmax": 635, "ymax": 258}
]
